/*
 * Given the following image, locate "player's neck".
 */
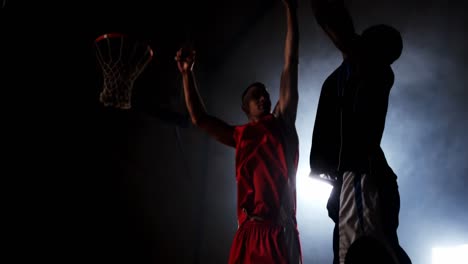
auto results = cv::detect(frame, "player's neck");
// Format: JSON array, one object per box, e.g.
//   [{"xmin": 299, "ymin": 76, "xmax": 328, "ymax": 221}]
[{"xmin": 248, "ymin": 113, "xmax": 270, "ymax": 123}]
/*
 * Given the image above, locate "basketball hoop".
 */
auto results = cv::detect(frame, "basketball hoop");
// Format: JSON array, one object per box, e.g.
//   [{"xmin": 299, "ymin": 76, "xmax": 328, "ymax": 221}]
[{"xmin": 95, "ymin": 33, "xmax": 153, "ymax": 109}]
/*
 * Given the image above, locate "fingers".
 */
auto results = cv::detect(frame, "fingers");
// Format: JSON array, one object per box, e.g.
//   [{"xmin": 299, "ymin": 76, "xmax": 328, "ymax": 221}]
[
  {"xmin": 175, "ymin": 48, "xmax": 196, "ymax": 63},
  {"xmin": 175, "ymin": 48, "xmax": 196, "ymax": 72},
  {"xmin": 175, "ymin": 48, "xmax": 183, "ymax": 61}
]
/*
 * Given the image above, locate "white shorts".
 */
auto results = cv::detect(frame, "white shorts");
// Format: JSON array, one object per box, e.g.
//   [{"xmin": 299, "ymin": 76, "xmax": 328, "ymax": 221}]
[{"xmin": 338, "ymin": 171, "xmax": 400, "ymax": 264}]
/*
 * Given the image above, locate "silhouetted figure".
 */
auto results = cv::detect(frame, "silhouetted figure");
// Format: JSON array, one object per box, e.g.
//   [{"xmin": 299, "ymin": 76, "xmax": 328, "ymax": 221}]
[
  {"xmin": 345, "ymin": 236, "xmax": 395, "ymax": 264},
  {"xmin": 176, "ymin": 0, "xmax": 302, "ymax": 262},
  {"xmin": 308, "ymin": 0, "xmax": 412, "ymax": 263}
]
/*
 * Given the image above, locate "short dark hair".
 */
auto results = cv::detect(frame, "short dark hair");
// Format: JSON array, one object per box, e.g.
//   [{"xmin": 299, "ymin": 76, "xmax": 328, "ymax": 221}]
[
  {"xmin": 241, "ymin": 82, "xmax": 267, "ymax": 105},
  {"xmin": 361, "ymin": 24, "xmax": 403, "ymax": 65}
]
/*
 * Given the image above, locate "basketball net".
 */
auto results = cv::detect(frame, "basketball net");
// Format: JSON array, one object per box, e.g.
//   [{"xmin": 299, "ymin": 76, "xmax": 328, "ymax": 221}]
[{"xmin": 95, "ymin": 33, "xmax": 153, "ymax": 109}]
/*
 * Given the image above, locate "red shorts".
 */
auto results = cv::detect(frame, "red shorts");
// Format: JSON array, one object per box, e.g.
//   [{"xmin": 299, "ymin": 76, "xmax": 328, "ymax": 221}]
[{"xmin": 228, "ymin": 220, "xmax": 299, "ymax": 264}]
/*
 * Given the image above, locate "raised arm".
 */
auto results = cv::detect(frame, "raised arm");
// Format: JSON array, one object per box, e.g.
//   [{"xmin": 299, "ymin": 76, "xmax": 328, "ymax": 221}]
[
  {"xmin": 310, "ymin": 0, "xmax": 358, "ymax": 58},
  {"xmin": 175, "ymin": 48, "xmax": 235, "ymax": 148},
  {"xmin": 277, "ymin": 0, "xmax": 299, "ymax": 123}
]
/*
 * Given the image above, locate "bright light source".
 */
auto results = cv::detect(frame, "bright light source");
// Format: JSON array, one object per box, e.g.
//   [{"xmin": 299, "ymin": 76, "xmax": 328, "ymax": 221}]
[
  {"xmin": 432, "ymin": 244, "xmax": 468, "ymax": 264},
  {"xmin": 297, "ymin": 169, "xmax": 333, "ymax": 203}
]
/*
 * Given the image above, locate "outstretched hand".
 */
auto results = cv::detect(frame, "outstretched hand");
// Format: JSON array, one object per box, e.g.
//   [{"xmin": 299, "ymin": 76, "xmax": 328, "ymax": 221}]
[{"xmin": 175, "ymin": 47, "xmax": 196, "ymax": 73}]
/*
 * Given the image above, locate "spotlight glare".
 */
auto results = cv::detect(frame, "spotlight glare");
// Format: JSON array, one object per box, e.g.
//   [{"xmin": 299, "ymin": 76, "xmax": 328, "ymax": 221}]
[
  {"xmin": 432, "ymin": 244, "xmax": 468, "ymax": 264},
  {"xmin": 297, "ymin": 170, "xmax": 333, "ymax": 203}
]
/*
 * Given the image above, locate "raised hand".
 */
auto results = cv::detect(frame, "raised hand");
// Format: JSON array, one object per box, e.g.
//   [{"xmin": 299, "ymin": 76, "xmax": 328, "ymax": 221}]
[{"xmin": 175, "ymin": 47, "xmax": 196, "ymax": 73}]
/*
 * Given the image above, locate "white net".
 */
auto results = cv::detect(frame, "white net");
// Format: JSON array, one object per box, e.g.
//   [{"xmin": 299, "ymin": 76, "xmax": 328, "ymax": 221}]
[{"xmin": 95, "ymin": 33, "xmax": 153, "ymax": 109}]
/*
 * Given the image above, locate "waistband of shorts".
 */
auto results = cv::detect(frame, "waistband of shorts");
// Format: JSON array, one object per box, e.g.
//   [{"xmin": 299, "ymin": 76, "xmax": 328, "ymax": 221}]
[{"xmin": 239, "ymin": 207, "xmax": 298, "ymax": 228}]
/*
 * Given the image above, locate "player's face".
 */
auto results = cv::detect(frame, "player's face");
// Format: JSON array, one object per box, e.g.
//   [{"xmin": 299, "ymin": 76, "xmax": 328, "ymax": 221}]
[{"xmin": 243, "ymin": 85, "xmax": 271, "ymax": 118}]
